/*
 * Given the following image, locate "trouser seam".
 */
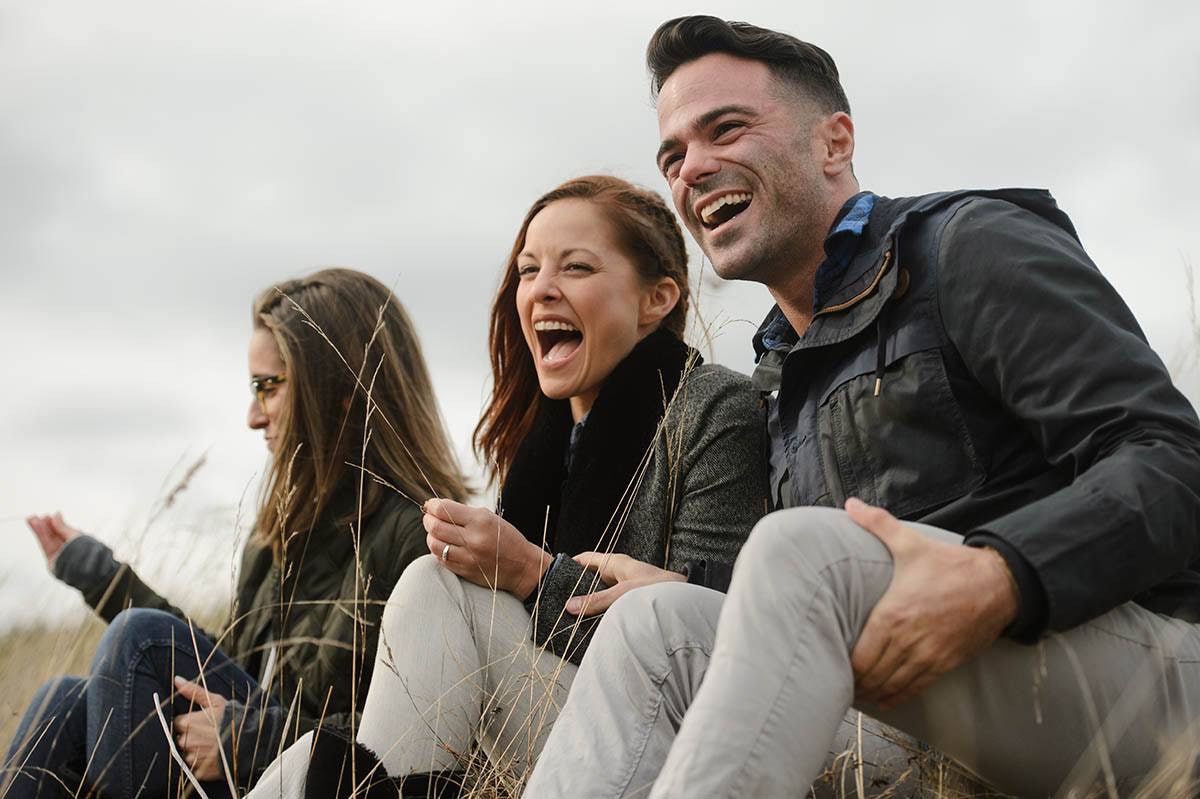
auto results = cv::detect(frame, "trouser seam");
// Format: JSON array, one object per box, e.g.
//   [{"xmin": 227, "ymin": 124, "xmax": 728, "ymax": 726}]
[
  {"xmin": 614, "ymin": 642, "xmax": 712, "ymax": 799},
  {"xmin": 113, "ymin": 633, "xmax": 204, "ymax": 796}
]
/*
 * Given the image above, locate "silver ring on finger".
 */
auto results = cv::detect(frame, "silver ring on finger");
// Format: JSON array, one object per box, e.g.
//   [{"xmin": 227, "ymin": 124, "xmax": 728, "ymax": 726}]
[{"xmin": 441, "ymin": 543, "xmax": 451, "ymax": 562}]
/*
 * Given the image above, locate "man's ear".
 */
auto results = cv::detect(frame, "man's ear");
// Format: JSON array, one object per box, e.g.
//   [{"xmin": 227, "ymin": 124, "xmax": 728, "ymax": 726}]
[
  {"xmin": 821, "ymin": 111, "xmax": 855, "ymax": 178},
  {"xmin": 640, "ymin": 277, "xmax": 682, "ymax": 327}
]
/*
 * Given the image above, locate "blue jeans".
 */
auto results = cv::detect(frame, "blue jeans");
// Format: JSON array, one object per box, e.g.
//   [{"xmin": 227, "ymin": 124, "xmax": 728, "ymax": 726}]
[{"xmin": 2, "ymin": 608, "xmax": 279, "ymax": 799}]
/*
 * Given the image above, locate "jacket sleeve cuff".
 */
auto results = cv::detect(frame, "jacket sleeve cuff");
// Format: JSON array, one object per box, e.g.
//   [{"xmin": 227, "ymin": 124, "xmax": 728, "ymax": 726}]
[
  {"xmin": 682, "ymin": 559, "xmax": 735, "ymax": 594},
  {"xmin": 54, "ymin": 534, "xmax": 119, "ymax": 597},
  {"xmin": 529, "ymin": 554, "xmax": 606, "ymax": 665},
  {"xmin": 964, "ymin": 533, "xmax": 1047, "ymax": 643},
  {"xmin": 220, "ymin": 698, "xmax": 285, "ymax": 788},
  {"xmin": 524, "ymin": 552, "xmax": 564, "ymax": 611}
]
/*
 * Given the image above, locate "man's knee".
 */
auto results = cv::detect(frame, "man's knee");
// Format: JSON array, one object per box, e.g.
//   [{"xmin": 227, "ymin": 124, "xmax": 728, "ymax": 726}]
[
  {"xmin": 735, "ymin": 507, "xmax": 893, "ymax": 593},
  {"xmin": 597, "ymin": 582, "xmax": 722, "ymax": 658}
]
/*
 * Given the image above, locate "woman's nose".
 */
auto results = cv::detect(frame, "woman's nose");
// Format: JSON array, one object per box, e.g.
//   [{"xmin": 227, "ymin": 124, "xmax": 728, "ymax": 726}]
[
  {"xmin": 531, "ymin": 270, "xmax": 561, "ymax": 303},
  {"xmin": 247, "ymin": 398, "xmax": 268, "ymax": 430}
]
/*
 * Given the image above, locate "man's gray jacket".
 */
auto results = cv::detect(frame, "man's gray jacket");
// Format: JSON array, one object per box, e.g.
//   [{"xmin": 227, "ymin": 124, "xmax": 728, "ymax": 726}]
[{"xmin": 745, "ymin": 189, "xmax": 1200, "ymax": 641}]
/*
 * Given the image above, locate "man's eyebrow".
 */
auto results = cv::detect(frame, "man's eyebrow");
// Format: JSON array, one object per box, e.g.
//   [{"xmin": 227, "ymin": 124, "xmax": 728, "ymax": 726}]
[{"xmin": 657, "ymin": 104, "xmax": 758, "ymax": 167}]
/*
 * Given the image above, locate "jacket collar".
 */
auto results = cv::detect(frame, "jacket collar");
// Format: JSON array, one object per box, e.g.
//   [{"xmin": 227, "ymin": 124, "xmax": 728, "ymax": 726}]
[
  {"xmin": 499, "ymin": 328, "xmax": 699, "ymax": 558},
  {"xmin": 752, "ymin": 188, "xmax": 1076, "ymax": 362}
]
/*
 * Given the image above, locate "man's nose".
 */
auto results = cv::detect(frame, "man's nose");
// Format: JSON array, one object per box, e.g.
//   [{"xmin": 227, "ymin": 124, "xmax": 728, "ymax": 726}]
[{"xmin": 679, "ymin": 145, "xmax": 721, "ymax": 187}]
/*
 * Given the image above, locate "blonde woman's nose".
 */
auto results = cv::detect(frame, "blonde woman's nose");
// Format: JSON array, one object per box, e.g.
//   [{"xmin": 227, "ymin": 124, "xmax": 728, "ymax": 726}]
[{"xmin": 247, "ymin": 397, "xmax": 268, "ymax": 430}]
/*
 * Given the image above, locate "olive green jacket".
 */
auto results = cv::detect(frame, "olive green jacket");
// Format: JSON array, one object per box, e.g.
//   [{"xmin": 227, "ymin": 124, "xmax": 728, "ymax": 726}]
[{"xmin": 55, "ymin": 490, "xmax": 425, "ymax": 786}]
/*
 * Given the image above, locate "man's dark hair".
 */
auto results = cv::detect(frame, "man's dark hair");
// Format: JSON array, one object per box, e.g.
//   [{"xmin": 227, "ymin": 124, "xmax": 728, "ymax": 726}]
[{"xmin": 647, "ymin": 16, "xmax": 850, "ymax": 115}]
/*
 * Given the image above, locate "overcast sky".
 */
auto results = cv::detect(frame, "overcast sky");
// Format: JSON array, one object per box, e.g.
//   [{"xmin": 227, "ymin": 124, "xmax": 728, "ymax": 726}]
[{"xmin": 2, "ymin": 0, "xmax": 1198, "ymax": 628}]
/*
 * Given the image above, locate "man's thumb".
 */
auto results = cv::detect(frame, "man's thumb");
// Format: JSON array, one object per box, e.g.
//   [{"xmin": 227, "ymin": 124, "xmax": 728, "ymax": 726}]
[{"xmin": 844, "ymin": 497, "xmax": 903, "ymax": 549}]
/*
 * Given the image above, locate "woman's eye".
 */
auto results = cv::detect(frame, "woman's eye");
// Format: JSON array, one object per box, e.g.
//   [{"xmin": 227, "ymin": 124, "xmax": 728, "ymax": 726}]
[
  {"xmin": 565, "ymin": 262, "xmax": 593, "ymax": 273},
  {"xmin": 517, "ymin": 264, "xmax": 538, "ymax": 277}
]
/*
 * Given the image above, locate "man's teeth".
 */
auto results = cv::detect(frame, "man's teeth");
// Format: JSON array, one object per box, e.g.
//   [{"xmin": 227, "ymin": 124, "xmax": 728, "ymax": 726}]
[
  {"xmin": 700, "ymin": 192, "xmax": 752, "ymax": 224},
  {"xmin": 533, "ymin": 320, "xmax": 579, "ymax": 332}
]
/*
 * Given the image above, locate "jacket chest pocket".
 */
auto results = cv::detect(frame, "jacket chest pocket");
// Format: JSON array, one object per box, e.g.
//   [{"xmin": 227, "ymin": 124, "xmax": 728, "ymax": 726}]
[{"xmin": 817, "ymin": 347, "xmax": 984, "ymax": 517}]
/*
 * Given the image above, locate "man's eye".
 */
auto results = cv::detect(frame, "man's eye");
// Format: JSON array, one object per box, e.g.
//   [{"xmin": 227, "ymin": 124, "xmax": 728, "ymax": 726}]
[
  {"xmin": 714, "ymin": 121, "xmax": 743, "ymax": 139},
  {"xmin": 662, "ymin": 154, "xmax": 682, "ymax": 177}
]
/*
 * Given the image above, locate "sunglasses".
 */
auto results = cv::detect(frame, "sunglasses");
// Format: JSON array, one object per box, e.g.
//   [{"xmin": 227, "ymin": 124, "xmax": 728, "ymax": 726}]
[{"xmin": 250, "ymin": 373, "xmax": 287, "ymax": 413}]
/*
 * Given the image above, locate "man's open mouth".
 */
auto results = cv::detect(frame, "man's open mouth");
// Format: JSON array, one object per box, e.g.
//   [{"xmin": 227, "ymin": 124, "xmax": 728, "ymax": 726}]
[
  {"xmin": 700, "ymin": 192, "xmax": 753, "ymax": 230},
  {"xmin": 534, "ymin": 320, "xmax": 583, "ymax": 363}
]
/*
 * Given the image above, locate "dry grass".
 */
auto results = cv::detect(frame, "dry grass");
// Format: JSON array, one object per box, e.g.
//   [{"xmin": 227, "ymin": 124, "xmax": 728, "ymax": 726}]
[{"xmin": 5, "ymin": 276, "xmax": 1200, "ymax": 799}]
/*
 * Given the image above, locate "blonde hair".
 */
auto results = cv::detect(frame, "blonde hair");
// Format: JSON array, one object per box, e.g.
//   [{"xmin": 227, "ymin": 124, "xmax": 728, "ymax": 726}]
[{"xmin": 253, "ymin": 268, "xmax": 467, "ymax": 557}]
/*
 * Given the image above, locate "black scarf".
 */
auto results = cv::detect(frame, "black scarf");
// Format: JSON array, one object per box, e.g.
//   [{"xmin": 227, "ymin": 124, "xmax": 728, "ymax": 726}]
[{"xmin": 499, "ymin": 328, "xmax": 698, "ymax": 557}]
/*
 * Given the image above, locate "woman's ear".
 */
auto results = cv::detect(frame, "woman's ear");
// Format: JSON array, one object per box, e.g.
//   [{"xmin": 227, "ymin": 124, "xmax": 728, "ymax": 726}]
[{"xmin": 639, "ymin": 277, "xmax": 681, "ymax": 328}]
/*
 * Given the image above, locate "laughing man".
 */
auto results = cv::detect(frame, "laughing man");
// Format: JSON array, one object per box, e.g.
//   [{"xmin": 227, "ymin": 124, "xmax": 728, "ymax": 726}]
[{"xmin": 523, "ymin": 15, "xmax": 1200, "ymax": 798}]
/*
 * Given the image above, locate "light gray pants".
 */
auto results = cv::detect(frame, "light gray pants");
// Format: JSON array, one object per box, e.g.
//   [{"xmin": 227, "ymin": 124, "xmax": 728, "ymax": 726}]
[
  {"xmin": 523, "ymin": 507, "xmax": 1200, "ymax": 798},
  {"xmin": 249, "ymin": 555, "xmax": 577, "ymax": 797}
]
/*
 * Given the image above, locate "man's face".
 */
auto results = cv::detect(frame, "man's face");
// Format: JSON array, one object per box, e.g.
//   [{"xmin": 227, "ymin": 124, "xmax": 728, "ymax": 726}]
[{"xmin": 656, "ymin": 53, "xmax": 825, "ymax": 285}]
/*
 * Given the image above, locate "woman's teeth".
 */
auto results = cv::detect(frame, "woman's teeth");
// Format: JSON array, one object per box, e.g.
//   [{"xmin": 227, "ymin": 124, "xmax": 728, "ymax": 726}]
[{"xmin": 534, "ymin": 320, "xmax": 579, "ymax": 332}]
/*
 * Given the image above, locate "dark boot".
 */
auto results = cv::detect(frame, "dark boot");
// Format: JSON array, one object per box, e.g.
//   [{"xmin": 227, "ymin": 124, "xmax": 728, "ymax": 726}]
[
  {"xmin": 392, "ymin": 771, "xmax": 464, "ymax": 799},
  {"xmin": 303, "ymin": 725, "xmax": 398, "ymax": 799}
]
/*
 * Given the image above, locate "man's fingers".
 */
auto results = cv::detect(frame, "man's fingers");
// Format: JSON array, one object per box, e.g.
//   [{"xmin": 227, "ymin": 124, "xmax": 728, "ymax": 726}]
[
  {"xmin": 867, "ymin": 649, "xmax": 929, "ymax": 706},
  {"xmin": 854, "ymin": 631, "xmax": 909, "ymax": 700},
  {"xmin": 173, "ymin": 677, "xmax": 210, "ymax": 708},
  {"xmin": 565, "ymin": 583, "xmax": 629, "ymax": 617},
  {"xmin": 850, "ymin": 615, "xmax": 890, "ymax": 679}
]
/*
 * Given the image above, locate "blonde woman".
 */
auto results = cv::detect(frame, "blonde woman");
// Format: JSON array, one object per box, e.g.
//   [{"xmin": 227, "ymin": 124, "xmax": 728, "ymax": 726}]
[{"xmin": 5, "ymin": 269, "xmax": 467, "ymax": 799}]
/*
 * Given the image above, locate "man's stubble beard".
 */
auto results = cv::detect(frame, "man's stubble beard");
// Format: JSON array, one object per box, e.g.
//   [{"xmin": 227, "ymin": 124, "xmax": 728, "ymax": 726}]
[{"xmin": 704, "ymin": 175, "xmax": 827, "ymax": 291}]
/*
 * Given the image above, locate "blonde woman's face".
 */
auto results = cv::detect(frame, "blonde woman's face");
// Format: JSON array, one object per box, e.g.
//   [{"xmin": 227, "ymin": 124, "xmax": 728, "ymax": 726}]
[{"xmin": 247, "ymin": 328, "xmax": 287, "ymax": 453}]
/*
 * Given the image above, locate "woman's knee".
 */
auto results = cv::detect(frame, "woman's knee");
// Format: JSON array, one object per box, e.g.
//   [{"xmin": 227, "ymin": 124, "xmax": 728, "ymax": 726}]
[
  {"xmin": 380, "ymin": 554, "xmax": 456, "ymax": 631},
  {"xmin": 597, "ymin": 582, "xmax": 722, "ymax": 658},
  {"xmin": 91, "ymin": 608, "xmax": 184, "ymax": 677}
]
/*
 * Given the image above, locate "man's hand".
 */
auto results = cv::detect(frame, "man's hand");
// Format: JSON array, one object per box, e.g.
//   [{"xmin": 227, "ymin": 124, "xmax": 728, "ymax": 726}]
[
  {"xmin": 565, "ymin": 552, "xmax": 685, "ymax": 617},
  {"xmin": 423, "ymin": 498, "xmax": 551, "ymax": 598},
  {"xmin": 172, "ymin": 677, "xmax": 228, "ymax": 781},
  {"xmin": 846, "ymin": 498, "xmax": 1018, "ymax": 710}
]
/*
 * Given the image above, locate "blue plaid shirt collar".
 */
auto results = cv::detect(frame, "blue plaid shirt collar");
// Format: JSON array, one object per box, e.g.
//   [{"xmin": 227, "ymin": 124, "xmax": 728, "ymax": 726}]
[{"xmin": 754, "ymin": 191, "xmax": 877, "ymax": 357}]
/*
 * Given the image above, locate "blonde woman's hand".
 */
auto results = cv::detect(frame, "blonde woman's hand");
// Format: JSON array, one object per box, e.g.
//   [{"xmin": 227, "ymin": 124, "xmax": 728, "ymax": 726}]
[
  {"xmin": 172, "ymin": 677, "xmax": 229, "ymax": 781},
  {"xmin": 26, "ymin": 512, "xmax": 82, "ymax": 570},
  {"xmin": 423, "ymin": 498, "xmax": 551, "ymax": 599},
  {"xmin": 565, "ymin": 552, "xmax": 685, "ymax": 617}
]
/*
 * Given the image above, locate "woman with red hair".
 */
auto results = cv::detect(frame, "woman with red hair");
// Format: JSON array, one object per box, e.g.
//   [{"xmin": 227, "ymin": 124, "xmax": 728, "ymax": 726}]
[{"xmin": 250, "ymin": 177, "xmax": 767, "ymax": 798}]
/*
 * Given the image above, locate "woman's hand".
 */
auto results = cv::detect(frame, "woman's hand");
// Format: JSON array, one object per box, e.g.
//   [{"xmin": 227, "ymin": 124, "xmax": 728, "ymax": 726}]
[
  {"xmin": 565, "ymin": 552, "xmax": 686, "ymax": 617},
  {"xmin": 172, "ymin": 677, "xmax": 229, "ymax": 781},
  {"xmin": 423, "ymin": 498, "xmax": 551, "ymax": 598},
  {"xmin": 26, "ymin": 512, "xmax": 81, "ymax": 570}
]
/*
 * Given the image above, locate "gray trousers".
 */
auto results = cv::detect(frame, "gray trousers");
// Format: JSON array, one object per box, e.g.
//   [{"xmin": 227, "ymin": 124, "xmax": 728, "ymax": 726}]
[{"xmin": 522, "ymin": 507, "xmax": 1200, "ymax": 798}]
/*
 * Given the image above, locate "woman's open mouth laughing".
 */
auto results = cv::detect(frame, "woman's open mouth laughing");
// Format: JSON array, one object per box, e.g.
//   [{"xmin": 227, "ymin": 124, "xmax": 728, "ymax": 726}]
[{"xmin": 534, "ymin": 319, "xmax": 583, "ymax": 366}]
